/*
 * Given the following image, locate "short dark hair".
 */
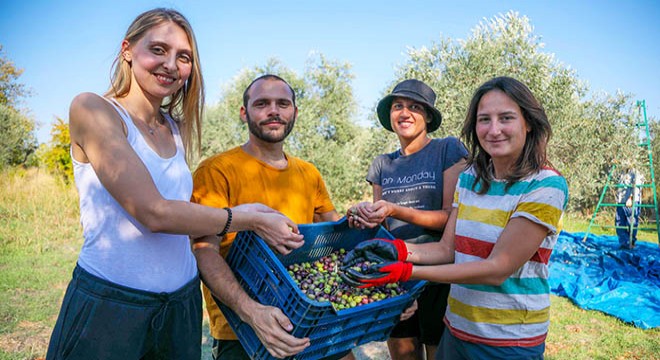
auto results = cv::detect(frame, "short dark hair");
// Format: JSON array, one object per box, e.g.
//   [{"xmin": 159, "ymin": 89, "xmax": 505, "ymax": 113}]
[
  {"xmin": 242, "ymin": 74, "xmax": 296, "ymax": 108},
  {"xmin": 461, "ymin": 76, "xmax": 552, "ymax": 193}
]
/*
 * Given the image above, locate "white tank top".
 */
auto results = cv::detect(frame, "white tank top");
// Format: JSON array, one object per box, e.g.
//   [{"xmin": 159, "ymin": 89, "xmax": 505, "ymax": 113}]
[{"xmin": 73, "ymin": 97, "xmax": 197, "ymax": 292}]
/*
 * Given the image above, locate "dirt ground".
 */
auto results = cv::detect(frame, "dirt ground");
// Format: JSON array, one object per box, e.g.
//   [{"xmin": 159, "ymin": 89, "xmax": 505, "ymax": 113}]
[
  {"xmin": 1, "ymin": 319, "xmax": 389, "ymax": 360},
  {"xmin": 352, "ymin": 341, "xmax": 390, "ymax": 360},
  {"xmin": 0, "ymin": 321, "xmax": 50, "ymax": 359}
]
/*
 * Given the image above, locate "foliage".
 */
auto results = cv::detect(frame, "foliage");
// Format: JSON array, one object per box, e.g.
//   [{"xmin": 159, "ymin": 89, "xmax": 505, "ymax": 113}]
[
  {"xmin": 388, "ymin": 11, "xmax": 640, "ymax": 213},
  {"xmin": 201, "ymin": 55, "xmax": 371, "ymax": 209},
  {"xmin": 0, "ymin": 45, "xmax": 29, "ymax": 108},
  {"xmin": 562, "ymin": 91, "xmax": 638, "ymax": 212},
  {"xmin": 37, "ymin": 117, "xmax": 73, "ymax": 183},
  {"xmin": 0, "ymin": 45, "xmax": 37, "ymax": 169},
  {"xmin": 0, "ymin": 104, "xmax": 37, "ymax": 168}
]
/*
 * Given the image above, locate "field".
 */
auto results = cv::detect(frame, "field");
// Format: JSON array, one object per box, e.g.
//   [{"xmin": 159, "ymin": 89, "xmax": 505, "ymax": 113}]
[{"xmin": 1, "ymin": 169, "xmax": 658, "ymax": 360}]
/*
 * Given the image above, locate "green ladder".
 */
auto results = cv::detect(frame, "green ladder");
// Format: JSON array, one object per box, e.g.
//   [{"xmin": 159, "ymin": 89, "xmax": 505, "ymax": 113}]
[{"xmin": 585, "ymin": 100, "xmax": 660, "ymax": 245}]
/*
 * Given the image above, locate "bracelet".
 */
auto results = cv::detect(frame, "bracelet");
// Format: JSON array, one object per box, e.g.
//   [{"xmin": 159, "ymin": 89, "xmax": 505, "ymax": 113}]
[{"xmin": 217, "ymin": 207, "xmax": 232, "ymax": 237}]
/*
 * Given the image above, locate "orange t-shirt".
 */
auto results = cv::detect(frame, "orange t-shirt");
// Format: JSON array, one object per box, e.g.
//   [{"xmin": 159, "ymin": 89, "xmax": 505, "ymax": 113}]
[{"xmin": 191, "ymin": 146, "xmax": 336, "ymax": 340}]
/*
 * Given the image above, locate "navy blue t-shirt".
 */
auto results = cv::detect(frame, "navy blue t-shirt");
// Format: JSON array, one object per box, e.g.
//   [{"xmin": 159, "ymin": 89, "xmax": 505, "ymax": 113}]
[{"xmin": 366, "ymin": 137, "xmax": 468, "ymax": 243}]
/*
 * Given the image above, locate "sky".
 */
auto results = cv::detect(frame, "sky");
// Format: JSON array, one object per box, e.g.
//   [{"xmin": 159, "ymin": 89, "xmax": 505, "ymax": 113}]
[{"xmin": 1, "ymin": 0, "xmax": 659, "ymax": 144}]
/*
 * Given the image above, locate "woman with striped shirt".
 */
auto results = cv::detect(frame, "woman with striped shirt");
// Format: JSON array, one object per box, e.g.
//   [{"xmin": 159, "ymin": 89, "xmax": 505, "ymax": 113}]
[{"xmin": 342, "ymin": 76, "xmax": 569, "ymax": 359}]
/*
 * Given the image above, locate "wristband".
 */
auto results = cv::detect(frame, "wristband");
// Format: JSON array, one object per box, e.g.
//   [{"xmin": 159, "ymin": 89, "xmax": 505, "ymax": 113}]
[{"xmin": 217, "ymin": 207, "xmax": 232, "ymax": 237}]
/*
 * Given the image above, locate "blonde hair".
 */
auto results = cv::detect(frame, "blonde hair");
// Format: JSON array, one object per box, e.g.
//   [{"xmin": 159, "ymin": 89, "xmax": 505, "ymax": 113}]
[{"xmin": 105, "ymin": 8, "xmax": 205, "ymax": 161}]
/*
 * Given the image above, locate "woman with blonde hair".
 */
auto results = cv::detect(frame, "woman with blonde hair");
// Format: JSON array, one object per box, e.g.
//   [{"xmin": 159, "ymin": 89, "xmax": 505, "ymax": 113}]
[{"xmin": 47, "ymin": 8, "xmax": 308, "ymax": 359}]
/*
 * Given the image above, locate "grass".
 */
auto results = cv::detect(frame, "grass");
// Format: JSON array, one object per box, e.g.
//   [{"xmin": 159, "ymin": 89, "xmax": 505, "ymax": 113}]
[
  {"xmin": 562, "ymin": 209, "xmax": 659, "ymax": 244},
  {"xmin": 546, "ymin": 296, "xmax": 659, "ymax": 359},
  {"xmin": 0, "ymin": 168, "xmax": 80, "ymax": 359},
  {"xmin": 1, "ymin": 169, "xmax": 658, "ymax": 360}
]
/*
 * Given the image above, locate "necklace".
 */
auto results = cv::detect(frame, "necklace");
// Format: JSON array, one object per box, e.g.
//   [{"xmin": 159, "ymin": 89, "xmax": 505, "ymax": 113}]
[{"xmin": 145, "ymin": 113, "xmax": 164, "ymax": 135}]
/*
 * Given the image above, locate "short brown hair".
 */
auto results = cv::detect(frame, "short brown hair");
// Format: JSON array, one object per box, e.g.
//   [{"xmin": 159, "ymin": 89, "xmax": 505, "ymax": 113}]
[{"xmin": 242, "ymin": 74, "xmax": 296, "ymax": 108}]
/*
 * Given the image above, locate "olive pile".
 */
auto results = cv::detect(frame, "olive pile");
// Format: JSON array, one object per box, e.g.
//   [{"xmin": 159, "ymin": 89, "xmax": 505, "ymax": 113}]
[{"xmin": 286, "ymin": 249, "xmax": 407, "ymax": 310}]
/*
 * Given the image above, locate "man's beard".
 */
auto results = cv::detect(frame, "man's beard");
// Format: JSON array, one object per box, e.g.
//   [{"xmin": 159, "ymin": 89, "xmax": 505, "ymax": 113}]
[{"xmin": 246, "ymin": 113, "xmax": 296, "ymax": 143}]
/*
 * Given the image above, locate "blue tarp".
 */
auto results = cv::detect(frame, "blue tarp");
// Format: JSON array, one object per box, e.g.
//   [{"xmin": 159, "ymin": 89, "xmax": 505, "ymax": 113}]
[{"xmin": 549, "ymin": 231, "xmax": 660, "ymax": 329}]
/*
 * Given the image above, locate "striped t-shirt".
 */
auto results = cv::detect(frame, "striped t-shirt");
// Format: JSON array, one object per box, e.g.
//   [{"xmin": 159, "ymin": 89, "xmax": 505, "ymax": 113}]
[{"xmin": 444, "ymin": 165, "xmax": 569, "ymax": 347}]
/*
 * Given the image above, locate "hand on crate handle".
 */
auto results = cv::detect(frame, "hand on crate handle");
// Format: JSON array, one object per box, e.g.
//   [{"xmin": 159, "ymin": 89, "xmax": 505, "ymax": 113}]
[
  {"xmin": 341, "ymin": 238, "xmax": 408, "ymax": 268},
  {"xmin": 343, "ymin": 261, "xmax": 413, "ymax": 288},
  {"xmin": 242, "ymin": 303, "xmax": 310, "ymax": 358}
]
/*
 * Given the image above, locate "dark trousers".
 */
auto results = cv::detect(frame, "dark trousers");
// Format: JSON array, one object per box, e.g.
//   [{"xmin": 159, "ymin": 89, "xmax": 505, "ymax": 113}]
[
  {"xmin": 615, "ymin": 205, "xmax": 640, "ymax": 248},
  {"xmin": 46, "ymin": 265, "xmax": 202, "ymax": 360},
  {"xmin": 390, "ymin": 283, "xmax": 449, "ymax": 346},
  {"xmin": 437, "ymin": 328, "xmax": 544, "ymax": 360}
]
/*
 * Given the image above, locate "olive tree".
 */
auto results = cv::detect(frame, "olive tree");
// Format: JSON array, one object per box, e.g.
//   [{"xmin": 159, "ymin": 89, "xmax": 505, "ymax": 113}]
[
  {"xmin": 0, "ymin": 104, "xmax": 37, "ymax": 167},
  {"xmin": 0, "ymin": 45, "xmax": 29, "ymax": 108},
  {"xmin": 0, "ymin": 46, "xmax": 36, "ymax": 167},
  {"xmin": 375, "ymin": 11, "xmax": 640, "ymax": 213}
]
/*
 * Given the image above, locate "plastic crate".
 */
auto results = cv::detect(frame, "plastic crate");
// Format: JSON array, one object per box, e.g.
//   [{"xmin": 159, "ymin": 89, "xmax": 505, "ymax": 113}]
[{"xmin": 216, "ymin": 218, "xmax": 427, "ymax": 360}]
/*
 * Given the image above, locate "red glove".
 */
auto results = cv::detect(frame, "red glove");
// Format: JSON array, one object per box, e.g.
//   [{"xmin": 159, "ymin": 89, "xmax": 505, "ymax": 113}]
[
  {"xmin": 342, "ymin": 261, "xmax": 413, "ymax": 288},
  {"xmin": 341, "ymin": 238, "xmax": 408, "ymax": 268}
]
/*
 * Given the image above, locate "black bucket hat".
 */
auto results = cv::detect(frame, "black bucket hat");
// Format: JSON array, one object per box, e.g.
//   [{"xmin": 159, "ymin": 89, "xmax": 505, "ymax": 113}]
[{"xmin": 376, "ymin": 79, "xmax": 443, "ymax": 133}]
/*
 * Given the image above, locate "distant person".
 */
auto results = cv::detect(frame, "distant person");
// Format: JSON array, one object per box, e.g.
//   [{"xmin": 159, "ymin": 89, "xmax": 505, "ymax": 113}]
[
  {"xmin": 615, "ymin": 167, "xmax": 644, "ymax": 249},
  {"xmin": 46, "ymin": 9, "xmax": 305, "ymax": 360},
  {"xmin": 191, "ymin": 74, "xmax": 355, "ymax": 360},
  {"xmin": 347, "ymin": 79, "xmax": 467, "ymax": 360},
  {"xmin": 343, "ymin": 76, "xmax": 569, "ymax": 360}
]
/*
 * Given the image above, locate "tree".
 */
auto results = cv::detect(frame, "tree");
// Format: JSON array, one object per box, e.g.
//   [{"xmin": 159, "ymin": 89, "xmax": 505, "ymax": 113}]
[
  {"xmin": 0, "ymin": 45, "xmax": 36, "ymax": 168},
  {"xmin": 0, "ymin": 104, "xmax": 37, "ymax": 167},
  {"xmin": 37, "ymin": 117, "xmax": 73, "ymax": 183},
  {"xmin": 385, "ymin": 11, "xmax": 640, "ymax": 213},
  {"xmin": 201, "ymin": 55, "xmax": 370, "ymax": 210},
  {"xmin": 0, "ymin": 45, "xmax": 29, "ymax": 109},
  {"xmin": 566, "ymin": 92, "xmax": 638, "ymax": 211}
]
